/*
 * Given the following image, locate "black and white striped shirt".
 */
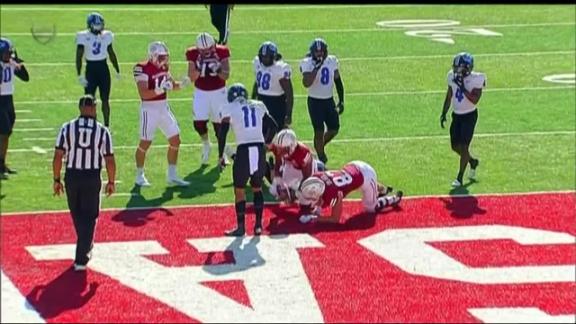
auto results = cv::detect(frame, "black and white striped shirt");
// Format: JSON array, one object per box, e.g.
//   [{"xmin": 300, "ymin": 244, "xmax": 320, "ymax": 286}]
[{"xmin": 55, "ymin": 116, "xmax": 114, "ymax": 170}]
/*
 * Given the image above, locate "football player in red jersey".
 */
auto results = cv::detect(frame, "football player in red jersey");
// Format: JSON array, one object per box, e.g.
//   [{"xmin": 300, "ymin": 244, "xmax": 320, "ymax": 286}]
[
  {"xmin": 132, "ymin": 41, "xmax": 189, "ymax": 187},
  {"xmin": 184, "ymin": 32, "xmax": 232, "ymax": 165},
  {"xmin": 267, "ymin": 129, "xmax": 325, "ymax": 204},
  {"xmin": 297, "ymin": 161, "xmax": 403, "ymax": 224}
]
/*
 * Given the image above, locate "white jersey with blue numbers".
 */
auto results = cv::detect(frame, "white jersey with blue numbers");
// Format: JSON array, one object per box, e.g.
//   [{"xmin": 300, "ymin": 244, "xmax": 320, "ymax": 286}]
[
  {"xmin": 252, "ymin": 56, "xmax": 292, "ymax": 96},
  {"xmin": 0, "ymin": 61, "xmax": 16, "ymax": 96},
  {"xmin": 220, "ymin": 99, "xmax": 268, "ymax": 145},
  {"xmin": 299, "ymin": 54, "xmax": 339, "ymax": 99},
  {"xmin": 447, "ymin": 70, "xmax": 486, "ymax": 115},
  {"xmin": 76, "ymin": 30, "xmax": 114, "ymax": 61}
]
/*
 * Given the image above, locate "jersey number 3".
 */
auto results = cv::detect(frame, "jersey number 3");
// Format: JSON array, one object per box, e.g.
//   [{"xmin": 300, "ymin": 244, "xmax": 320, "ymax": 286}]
[{"xmin": 92, "ymin": 41, "xmax": 102, "ymax": 55}]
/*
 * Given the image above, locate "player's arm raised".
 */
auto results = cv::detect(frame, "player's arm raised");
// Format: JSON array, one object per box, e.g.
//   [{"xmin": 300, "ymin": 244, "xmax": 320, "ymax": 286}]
[
  {"xmin": 217, "ymin": 58, "xmax": 230, "ymax": 81},
  {"xmin": 188, "ymin": 59, "xmax": 201, "ymax": 82},
  {"xmin": 302, "ymin": 66, "xmax": 320, "ymax": 88},
  {"xmin": 462, "ymin": 87, "xmax": 482, "ymax": 105}
]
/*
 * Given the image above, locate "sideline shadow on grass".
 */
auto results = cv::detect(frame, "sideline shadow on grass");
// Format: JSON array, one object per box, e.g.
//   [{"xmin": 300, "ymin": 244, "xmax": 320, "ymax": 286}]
[
  {"xmin": 440, "ymin": 179, "xmax": 487, "ymax": 219},
  {"xmin": 112, "ymin": 165, "xmax": 221, "ymax": 227}
]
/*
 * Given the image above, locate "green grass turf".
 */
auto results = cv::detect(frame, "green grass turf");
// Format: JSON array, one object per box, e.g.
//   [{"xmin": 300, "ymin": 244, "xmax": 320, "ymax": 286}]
[{"xmin": 0, "ymin": 4, "xmax": 574, "ymax": 213}]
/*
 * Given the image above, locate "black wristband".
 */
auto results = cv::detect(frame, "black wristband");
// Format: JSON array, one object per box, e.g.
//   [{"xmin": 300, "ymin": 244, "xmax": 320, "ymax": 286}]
[{"xmin": 54, "ymin": 177, "xmax": 61, "ymax": 183}]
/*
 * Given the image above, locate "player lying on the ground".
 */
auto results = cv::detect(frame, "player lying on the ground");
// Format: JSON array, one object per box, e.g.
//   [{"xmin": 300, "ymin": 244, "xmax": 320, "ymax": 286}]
[
  {"xmin": 267, "ymin": 129, "xmax": 325, "ymax": 204},
  {"xmin": 297, "ymin": 160, "xmax": 403, "ymax": 224}
]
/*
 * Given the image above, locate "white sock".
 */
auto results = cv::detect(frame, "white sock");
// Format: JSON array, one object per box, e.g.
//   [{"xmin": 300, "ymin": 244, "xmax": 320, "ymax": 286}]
[
  {"xmin": 137, "ymin": 168, "xmax": 144, "ymax": 177},
  {"xmin": 202, "ymin": 138, "xmax": 211, "ymax": 145},
  {"xmin": 168, "ymin": 164, "xmax": 177, "ymax": 178}
]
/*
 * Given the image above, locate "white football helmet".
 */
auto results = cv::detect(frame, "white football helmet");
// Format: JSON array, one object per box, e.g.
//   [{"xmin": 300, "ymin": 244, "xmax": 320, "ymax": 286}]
[
  {"xmin": 148, "ymin": 41, "xmax": 169, "ymax": 67},
  {"xmin": 274, "ymin": 129, "xmax": 298, "ymax": 156},
  {"xmin": 196, "ymin": 32, "xmax": 216, "ymax": 57},
  {"xmin": 299, "ymin": 176, "xmax": 325, "ymax": 203}
]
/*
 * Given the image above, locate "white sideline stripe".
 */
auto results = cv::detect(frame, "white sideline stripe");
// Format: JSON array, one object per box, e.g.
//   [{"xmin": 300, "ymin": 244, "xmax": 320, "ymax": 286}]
[
  {"xmin": 19, "ymin": 50, "xmax": 576, "ymax": 67},
  {"xmin": 23, "ymin": 137, "xmax": 54, "ymax": 141},
  {"xmin": 13, "ymin": 128, "xmax": 55, "ymax": 132},
  {"xmin": 3, "ymin": 22, "xmax": 575, "ymax": 36},
  {"xmin": 11, "ymin": 85, "xmax": 576, "ymax": 106},
  {"xmin": 1, "ymin": 271, "xmax": 45, "ymax": 323},
  {"xmin": 2, "ymin": 190, "xmax": 574, "ymax": 216},
  {"xmin": 0, "ymin": 5, "xmax": 419, "ymax": 12},
  {"xmin": 15, "ymin": 110, "xmax": 32, "ymax": 113},
  {"xmin": 16, "ymin": 119, "xmax": 42, "ymax": 122},
  {"xmin": 7, "ymin": 130, "xmax": 575, "ymax": 153}
]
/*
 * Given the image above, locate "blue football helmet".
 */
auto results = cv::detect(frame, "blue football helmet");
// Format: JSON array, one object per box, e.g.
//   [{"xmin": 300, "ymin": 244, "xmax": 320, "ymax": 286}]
[
  {"xmin": 258, "ymin": 41, "xmax": 279, "ymax": 67},
  {"xmin": 227, "ymin": 83, "xmax": 248, "ymax": 103},
  {"xmin": 87, "ymin": 12, "xmax": 105, "ymax": 34},
  {"xmin": 0, "ymin": 37, "xmax": 12, "ymax": 62},
  {"xmin": 309, "ymin": 38, "xmax": 328, "ymax": 62},
  {"xmin": 453, "ymin": 52, "xmax": 474, "ymax": 76}
]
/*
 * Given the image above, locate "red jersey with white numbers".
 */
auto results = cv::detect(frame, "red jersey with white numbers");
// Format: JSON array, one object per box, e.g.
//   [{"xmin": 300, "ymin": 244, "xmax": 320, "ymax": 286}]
[
  {"xmin": 133, "ymin": 60, "xmax": 170, "ymax": 101},
  {"xmin": 185, "ymin": 45, "xmax": 230, "ymax": 91}
]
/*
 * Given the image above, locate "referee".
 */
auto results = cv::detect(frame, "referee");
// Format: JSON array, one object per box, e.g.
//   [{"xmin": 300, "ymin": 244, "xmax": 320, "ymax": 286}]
[
  {"xmin": 207, "ymin": 4, "xmax": 233, "ymax": 45},
  {"xmin": 52, "ymin": 95, "xmax": 116, "ymax": 271}
]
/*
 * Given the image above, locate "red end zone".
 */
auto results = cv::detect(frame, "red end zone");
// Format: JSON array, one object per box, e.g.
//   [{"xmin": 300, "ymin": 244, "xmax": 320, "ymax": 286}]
[{"xmin": 1, "ymin": 193, "xmax": 575, "ymax": 323}]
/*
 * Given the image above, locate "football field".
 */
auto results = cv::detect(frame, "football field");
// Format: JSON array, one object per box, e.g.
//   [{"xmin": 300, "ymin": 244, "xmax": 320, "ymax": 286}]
[{"xmin": 0, "ymin": 4, "xmax": 575, "ymax": 323}]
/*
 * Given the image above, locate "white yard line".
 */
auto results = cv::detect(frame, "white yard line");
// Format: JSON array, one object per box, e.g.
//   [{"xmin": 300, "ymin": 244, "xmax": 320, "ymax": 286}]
[
  {"xmin": 0, "ymin": 5, "xmax": 418, "ymax": 12},
  {"xmin": 23, "ymin": 137, "xmax": 55, "ymax": 141},
  {"xmin": 3, "ymin": 22, "xmax": 575, "ymax": 37},
  {"xmin": 15, "ymin": 110, "xmax": 32, "ymax": 113},
  {"xmin": 12, "ymin": 128, "xmax": 55, "ymax": 132},
  {"xmin": 19, "ymin": 50, "xmax": 576, "ymax": 67},
  {"xmin": 1, "ymin": 271, "xmax": 45, "ymax": 323},
  {"xmin": 11, "ymin": 85, "xmax": 576, "ymax": 106},
  {"xmin": 16, "ymin": 119, "xmax": 42, "ymax": 122},
  {"xmin": 8, "ymin": 130, "xmax": 575, "ymax": 153},
  {"xmin": 2, "ymin": 190, "xmax": 574, "ymax": 216}
]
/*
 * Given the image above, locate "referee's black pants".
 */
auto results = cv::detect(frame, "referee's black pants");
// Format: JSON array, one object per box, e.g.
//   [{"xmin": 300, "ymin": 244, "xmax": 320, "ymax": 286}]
[
  {"xmin": 210, "ymin": 4, "xmax": 231, "ymax": 44},
  {"xmin": 64, "ymin": 170, "xmax": 102, "ymax": 266}
]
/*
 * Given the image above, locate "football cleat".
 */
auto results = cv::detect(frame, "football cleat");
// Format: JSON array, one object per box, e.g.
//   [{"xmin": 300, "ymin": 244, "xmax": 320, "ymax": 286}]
[
  {"xmin": 167, "ymin": 176, "xmax": 190, "ymax": 187},
  {"xmin": 73, "ymin": 263, "xmax": 87, "ymax": 272},
  {"xmin": 451, "ymin": 179, "xmax": 462, "ymax": 187},
  {"xmin": 299, "ymin": 214, "xmax": 318, "ymax": 224},
  {"xmin": 225, "ymin": 227, "xmax": 245, "ymax": 237},
  {"xmin": 135, "ymin": 174, "xmax": 151, "ymax": 187},
  {"xmin": 254, "ymin": 225, "xmax": 263, "ymax": 236}
]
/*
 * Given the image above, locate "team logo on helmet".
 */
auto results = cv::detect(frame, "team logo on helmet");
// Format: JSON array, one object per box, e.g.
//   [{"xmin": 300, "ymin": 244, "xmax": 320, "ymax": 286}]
[
  {"xmin": 87, "ymin": 12, "xmax": 105, "ymax": 34},
  {"xmin": 227, "ymin": 83, "xmax": 248, "ymax": 103},
  {"xmin": 453, "ymin": 52, "xmax": 474, "ymax": 76}
]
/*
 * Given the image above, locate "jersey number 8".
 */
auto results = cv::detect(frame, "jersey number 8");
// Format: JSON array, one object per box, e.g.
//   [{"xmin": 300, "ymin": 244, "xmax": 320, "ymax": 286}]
[
  {"xmin": 326, "ymin": 170, "xmax": 353, "ymax": 187},
  {"xmin": 256, "ymin": 71, "xmax": 271, "ymax": 90}
]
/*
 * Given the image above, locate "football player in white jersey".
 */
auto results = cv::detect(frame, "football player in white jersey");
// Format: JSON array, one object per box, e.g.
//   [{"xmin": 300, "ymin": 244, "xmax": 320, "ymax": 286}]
[
  {"xmin": 440, "ymin": 52, "xmax": 486, "ymax": 187},
  {"xmin": 217, "ymin": 83, "xmax": 278, "ymax": 236},
  {"xmin": 251, "ymin": 41, "xmax": 294, "ymax": 143},
  {"xmin": 300, "ymin": 38, "xmax": 344, "ymax": 165},
  {"xmin": 75, "ymin": 12, "xmax": 121, "ymax": 128},
  {"xmin": 0, "ymin": 37, "xmax": 29, "ymax": 179}
]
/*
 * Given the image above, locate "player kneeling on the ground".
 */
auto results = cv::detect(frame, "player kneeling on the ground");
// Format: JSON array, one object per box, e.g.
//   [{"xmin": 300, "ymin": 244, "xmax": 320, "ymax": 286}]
[
  {"xmin": 217, "ymin": 83, "xmax": 278, "ymax": 236},
  {"xmin": 268, "ymin": 129, "xmax": 325, "ymax": 204},
  {"xmin": 297, "ymin": 161, "xmax": 403, "ymax": 224}
]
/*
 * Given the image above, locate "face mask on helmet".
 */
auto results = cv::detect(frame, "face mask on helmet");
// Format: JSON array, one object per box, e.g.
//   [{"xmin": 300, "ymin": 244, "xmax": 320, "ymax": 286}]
[
  {"xmin": 310, "ymin": 39, "xmax": 328, "ymax": 63},
  {"xmin": 87, "ymin": 13, "xmax": 105, "ymax": 34},
  {"xmin": 453, "ymin": 53, "xmax": 474, "ymax": 77},
  {"xmin": 196, "ymin": 33, "xmax": 216, "ymax": 58},
  {"xmin": 259, "ymin": 42, "xmax": 278, "ymax": 67},
  {"xmin": 0, "ymin": 38, "xmax": 12, "ymax": 62},
  {"xmin": 227, "ymin": 84, "xmax": 248, "ymax": 103},
  {"xmin": 149, "ymin": 42, "xmax": 170, "ymax": 68}
]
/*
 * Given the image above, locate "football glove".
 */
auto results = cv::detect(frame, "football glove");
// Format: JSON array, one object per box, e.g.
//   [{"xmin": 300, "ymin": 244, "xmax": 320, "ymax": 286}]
[
  {"xmin": 440, "ymin": 113, "xmax": 447, "ymax": 129},
  {"xmin": 180, "ymin": 76, "xmax": 192, "ymax": 88},
  {"xmin": 160, "ymin": 78, "xmax": 174, "ymax": 91},
  {"xmin": 336, "ymin": 101, "xmax": 344, "ymax": 115},
  {"xmin": 115, "ymin": 72, "xmax": 121, "ymax": 80},
  {"xmin": 299, "ymin": 214, "xmax": 318, "ymax": 224},
  {"xmin": 208, "ymin": 62, "xmax": 221, "ymax": 74},
  {"xmin": 78, "ymin": 75, "xmax": 88, "ymax": 88}
]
